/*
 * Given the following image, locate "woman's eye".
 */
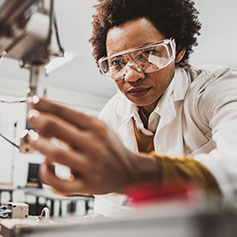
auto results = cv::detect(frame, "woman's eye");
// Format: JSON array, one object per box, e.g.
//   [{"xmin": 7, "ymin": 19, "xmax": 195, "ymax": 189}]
[
  {"xmin": 144, "ymin": 50, "xmax": 155, "ymax": 55},
  {"xmin": 111, "ymin": 58, "xmax": 126, "ymax": 68},
  {"xmin": 135, "ymin": 52, "xmax": 148, "ymax": 62},
  {"xmin": 145, "ymin": 49, "xmax": 163, "ymax": 56},
  {"xmin": 135, "ymin": 50, "xmax": 159, "ymax": 61}
]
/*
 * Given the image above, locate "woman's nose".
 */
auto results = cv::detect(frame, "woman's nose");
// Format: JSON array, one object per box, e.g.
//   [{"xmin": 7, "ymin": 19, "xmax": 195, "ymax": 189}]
[{"xmin": 123, "ymin": 64, "xmax": 145, "ymax": 82}]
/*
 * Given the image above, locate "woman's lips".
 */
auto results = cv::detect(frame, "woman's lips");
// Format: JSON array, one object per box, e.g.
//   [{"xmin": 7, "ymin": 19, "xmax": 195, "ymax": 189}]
[{"xmin": 127, "ymin": 87, "xmax": 151, "ymax": 97}]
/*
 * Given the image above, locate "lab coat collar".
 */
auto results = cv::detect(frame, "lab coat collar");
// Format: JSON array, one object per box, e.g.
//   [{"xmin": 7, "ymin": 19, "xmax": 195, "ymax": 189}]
[
  {"xmin": 116, "ymin": 95, "xmax": 138, "ymax": 124},
  {"xmin": 172, "ymin": 67, "xmax": 191, "ymax": 101},
  {"xmin": 155, "ymin": 67, "xmax": 190, "ymax": 131}
]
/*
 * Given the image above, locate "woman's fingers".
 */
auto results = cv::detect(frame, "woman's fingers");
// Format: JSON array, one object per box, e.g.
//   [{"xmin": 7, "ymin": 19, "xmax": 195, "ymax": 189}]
[
  {"xmin": 28, "ymin": 97, "xmax": 96, "ymax": 130},
  {"xmin": 26, "ymin": 98, "xmax": 143, "ymax": 195},
  {"xmin": 40, "ymin": 163, "xmax": 86, "ymax": 194},
  {"xmin": 28, "ymin": 134, "xmax": 90, "ymax": 175},
  {"xmin": 28, "ymin": 110, "xmax": 94, "ymax": 151}
]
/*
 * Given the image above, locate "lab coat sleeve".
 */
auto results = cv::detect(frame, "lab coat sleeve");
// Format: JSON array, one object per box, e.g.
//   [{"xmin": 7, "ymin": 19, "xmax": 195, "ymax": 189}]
[{"xmin": 193, "ymin": 67, "xmax": 237, "ymax": 204}]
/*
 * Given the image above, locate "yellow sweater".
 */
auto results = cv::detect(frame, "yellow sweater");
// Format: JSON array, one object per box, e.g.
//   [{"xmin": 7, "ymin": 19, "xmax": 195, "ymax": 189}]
[{"xmin": 133, "ymin": 119, "xmax": 222, "ymax": 199}]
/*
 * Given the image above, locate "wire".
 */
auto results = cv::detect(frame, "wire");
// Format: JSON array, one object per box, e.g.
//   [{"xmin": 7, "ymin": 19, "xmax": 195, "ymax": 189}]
[
  {"xmin": 39, "ymin": 207, "xmax": 50, "ymax": 222},
  {"xmin": 53, "ymin": 13, "xmax": 64, "ymax": 55},
  {"xmin": 0, "ymin": 98, "xmax": 26, "ymax": 104},
  {"xmin": 0, "ymin": 133, "xmax": 19, "ymax": 149},
  {"xmin": 0, "ymin": 209, "xmax": 12, "ymax": 218}
]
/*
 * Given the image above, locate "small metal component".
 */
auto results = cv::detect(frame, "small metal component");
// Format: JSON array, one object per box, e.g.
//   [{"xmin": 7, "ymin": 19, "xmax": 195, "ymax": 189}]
[
  {"xmin": 19, "ymin": 66, "xmax": 47, "ymax": 153},
  {"xmin": 19, "ymin": 130, "xmax": 34, "ymax": 153},
  {"xmin": 7, "ymin": 202, "xmax": 29, "ymax": 219}
]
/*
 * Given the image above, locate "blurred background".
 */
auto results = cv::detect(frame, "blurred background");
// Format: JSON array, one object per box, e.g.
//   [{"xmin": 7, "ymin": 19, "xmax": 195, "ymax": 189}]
[{"xmin": 0, "ymin": 0, "xmax": 236, "ymax": 201}]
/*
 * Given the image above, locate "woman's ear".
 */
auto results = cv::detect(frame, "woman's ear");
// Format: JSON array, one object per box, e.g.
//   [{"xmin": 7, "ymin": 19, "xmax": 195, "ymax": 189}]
[{"xmin": 175, "ymin": 50, "xmax": 186, "ymax": 63}]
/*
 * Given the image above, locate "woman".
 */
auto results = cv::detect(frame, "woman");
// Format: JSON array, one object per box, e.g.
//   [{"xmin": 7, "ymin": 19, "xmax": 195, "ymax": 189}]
[{"xmin": 28, "ymin": 0, "xmax": 237, "ymax": 216}]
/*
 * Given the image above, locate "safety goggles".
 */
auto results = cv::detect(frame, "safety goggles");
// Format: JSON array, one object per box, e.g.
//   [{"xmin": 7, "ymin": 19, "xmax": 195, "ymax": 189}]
[{"xmin": 98, "ymin": 38, "xmax": 176, "ymax": 80}]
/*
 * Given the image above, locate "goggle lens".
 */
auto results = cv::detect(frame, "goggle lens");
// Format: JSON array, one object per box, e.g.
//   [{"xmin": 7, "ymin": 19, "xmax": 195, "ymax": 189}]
[{"xmin": 99, "ymin": 38, "xmax": 175, "ymax": 80}]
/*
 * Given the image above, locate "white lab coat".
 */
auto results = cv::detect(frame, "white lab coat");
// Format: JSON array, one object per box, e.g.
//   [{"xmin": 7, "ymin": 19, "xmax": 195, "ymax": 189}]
[{"xmin": 94, "ymin": 65, "xmax": 237, "ymax": 216}]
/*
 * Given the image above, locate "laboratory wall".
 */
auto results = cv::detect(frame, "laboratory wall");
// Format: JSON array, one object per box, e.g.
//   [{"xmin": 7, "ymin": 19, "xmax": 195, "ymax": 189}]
[{"xmin": 191, "ymin": 0, "xmax": 237, "ymax": 67}]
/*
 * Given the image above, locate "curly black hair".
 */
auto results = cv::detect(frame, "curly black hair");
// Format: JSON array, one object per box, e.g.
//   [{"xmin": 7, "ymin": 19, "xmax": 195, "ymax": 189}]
[{"xmin": 90, "ymin": 0, "xmax": 201, "ymax": 68}]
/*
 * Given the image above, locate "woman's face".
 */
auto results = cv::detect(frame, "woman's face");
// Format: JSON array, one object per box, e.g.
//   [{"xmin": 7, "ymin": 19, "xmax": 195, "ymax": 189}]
[{"xmin": 106, "ymin": 17, "xmax": 177, "ymax": 113}]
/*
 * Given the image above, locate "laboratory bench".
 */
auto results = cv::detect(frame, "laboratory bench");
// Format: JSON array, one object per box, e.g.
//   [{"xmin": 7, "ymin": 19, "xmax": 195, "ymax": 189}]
[
  {"xmin": 0, "ymin": 201, "xmax": 237, "ymax": 237},
  {"xmin": 0, "ymin": 186, "xmax": 94, "ymax": 217},
  {"xmin": 24, "ymin": 188, "xmax": 94, "ymax": 216}
]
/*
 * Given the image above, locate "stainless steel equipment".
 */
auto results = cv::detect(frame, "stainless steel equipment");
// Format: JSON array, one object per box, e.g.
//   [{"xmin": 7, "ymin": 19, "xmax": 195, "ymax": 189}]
[{"xmin": 0, "ymin": 0, "xmax": 63, "ymax": 152}]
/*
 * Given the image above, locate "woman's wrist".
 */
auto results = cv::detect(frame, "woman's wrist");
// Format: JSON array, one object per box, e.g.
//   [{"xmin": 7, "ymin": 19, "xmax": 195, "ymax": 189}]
[{"xmin": 123, "ymin": 152, "xmax": 160, "ymax": 191}]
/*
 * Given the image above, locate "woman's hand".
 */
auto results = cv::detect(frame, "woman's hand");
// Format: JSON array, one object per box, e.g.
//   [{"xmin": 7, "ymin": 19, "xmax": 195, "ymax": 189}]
[{"xmin": 27, "ymin": 98, "xmax": 157, "ymax": 195}]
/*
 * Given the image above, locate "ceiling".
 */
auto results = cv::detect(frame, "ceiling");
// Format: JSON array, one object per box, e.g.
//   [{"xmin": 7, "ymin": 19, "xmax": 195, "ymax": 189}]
[{"xmin": 0, "ymin": 0, "xmax": 236, "ymax": 109}]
